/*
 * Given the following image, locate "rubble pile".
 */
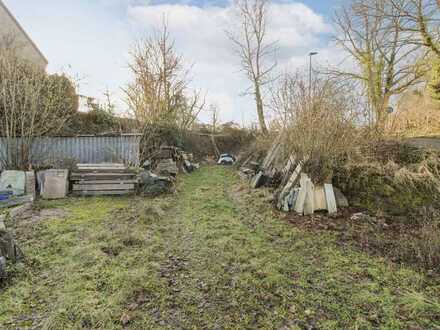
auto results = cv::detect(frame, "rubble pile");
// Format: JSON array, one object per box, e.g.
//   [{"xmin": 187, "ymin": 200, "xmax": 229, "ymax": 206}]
[
  {"xmin": 241, "ymin": 136, "xmax": 349, "ymax": 215},
  {"xmin": 0, "ymin": 213, "xmax": 24, "ymax": 284},
  {"xmin": 138, "ymin": 145, "xmax": 200, "ymax": 196}
]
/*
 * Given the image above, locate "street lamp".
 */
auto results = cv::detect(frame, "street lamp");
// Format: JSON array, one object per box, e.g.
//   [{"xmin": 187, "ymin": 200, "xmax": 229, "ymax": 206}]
[{"xmin": 308, "ymin": 51, "xmax": 318, "ymax": 101}]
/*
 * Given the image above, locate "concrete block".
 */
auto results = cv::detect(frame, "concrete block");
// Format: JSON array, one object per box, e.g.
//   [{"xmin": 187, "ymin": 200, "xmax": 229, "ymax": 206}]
[{"xmin": 41, "ymin": 170, "xmax": 69, "ymax": 199}]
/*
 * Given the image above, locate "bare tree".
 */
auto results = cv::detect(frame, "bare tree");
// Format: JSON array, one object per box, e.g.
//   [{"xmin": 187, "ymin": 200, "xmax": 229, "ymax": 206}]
[
  {"xmin": 0, "ymin": 47, "xmax": 77, "ymax": 169},
  {"xmin": 387, "ymin": 0, "xmax": 440, "ymax": 55},
  {"xmin": 332, "ymin": 0, "xmax": 428, "ymax": 134},
  {"xmin": 209, "ymin": 103, "xmax": 220, "ymax": 134},
  {"xmin": 124, "ymin": 20, "xmax": 205, "ymax": 161},
  {"xmin": 124, "ymin": 20, "xmax": 205, "ymax": 131},
  {"xmin": 227, "ymin": 0, "xmax": 276, "ymax": 135},
  {"xmin": 384, "ymin": 0, "xmax": 440, "ymax": 101}
]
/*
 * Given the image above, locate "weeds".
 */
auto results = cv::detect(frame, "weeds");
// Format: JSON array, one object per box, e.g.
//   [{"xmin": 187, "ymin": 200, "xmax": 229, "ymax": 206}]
[{"xmin": 1, "ymin": 167, "xmax": 440, "ymax": 328}]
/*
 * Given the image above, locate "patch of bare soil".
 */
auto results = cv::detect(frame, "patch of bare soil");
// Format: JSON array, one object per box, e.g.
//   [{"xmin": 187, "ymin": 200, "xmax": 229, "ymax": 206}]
[
  {"xmin": 232, "ymin": 181, "xmax": 440, "ymax": 275},
  {"xmin": 19, "ymin": 208, "xmax": 69, "ymax": 224},
  {"xmin": 283, "ymin": 208, "xmax": 440, "ymax": 275}
]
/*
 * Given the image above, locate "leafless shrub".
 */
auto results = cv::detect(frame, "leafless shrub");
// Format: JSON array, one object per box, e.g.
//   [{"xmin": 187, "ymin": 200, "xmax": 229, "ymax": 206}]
[
  {"xmin": 272, "ymin": 73, "xmax": 362, "ymax": 183},
  {"xmin": 124, "ymin": 20, "xmax": 205, "ymax": 160},
  {"xmin": 124, "ymin": 20, "xmax": 205, "ymax": 130},
  {"xmin": 0, "ymin": 48, "xmax": 77, "ymax": 169},
  {"xmin": 389, "ymin": 90, "xmax": 440, "ymax": 137}
]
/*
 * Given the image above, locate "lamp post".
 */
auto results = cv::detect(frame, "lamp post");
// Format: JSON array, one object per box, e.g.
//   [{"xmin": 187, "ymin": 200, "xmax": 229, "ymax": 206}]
[{"xmin": 308, "ymin": 51, "xmax": 318, "ymax": 101}]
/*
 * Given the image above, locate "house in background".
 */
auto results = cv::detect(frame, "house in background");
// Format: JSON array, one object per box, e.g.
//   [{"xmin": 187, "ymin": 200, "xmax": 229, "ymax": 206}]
[{"xmin": 0, "ymin": 0, "xmax": 48, "ymax": 69}]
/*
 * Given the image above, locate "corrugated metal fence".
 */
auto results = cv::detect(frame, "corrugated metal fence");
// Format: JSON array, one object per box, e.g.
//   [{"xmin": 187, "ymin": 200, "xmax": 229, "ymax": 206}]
[{"xmin": 0, "ymin": 135, "xmax": 141, "ymax": 169}]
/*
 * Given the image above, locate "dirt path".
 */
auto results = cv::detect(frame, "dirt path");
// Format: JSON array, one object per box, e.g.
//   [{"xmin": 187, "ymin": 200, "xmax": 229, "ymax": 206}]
[{"xmin": 1, "ymin": 167, "xmax": 440, "ymax": 329}]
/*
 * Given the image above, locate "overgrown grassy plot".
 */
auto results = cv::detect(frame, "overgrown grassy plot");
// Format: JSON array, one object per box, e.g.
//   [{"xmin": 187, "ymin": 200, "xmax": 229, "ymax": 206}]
[{"xmin": 1, "ymin": 167, "xmax": 440, "ymax": 329}]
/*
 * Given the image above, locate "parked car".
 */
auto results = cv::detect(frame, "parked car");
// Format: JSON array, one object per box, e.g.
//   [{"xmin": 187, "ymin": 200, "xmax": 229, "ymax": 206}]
[{"xmin": 217, "ymin": 154, "xmax": 236, "ymax": 165}]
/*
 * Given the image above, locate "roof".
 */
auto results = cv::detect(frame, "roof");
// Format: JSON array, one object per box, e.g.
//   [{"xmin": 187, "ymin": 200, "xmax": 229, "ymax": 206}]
[{"xmin": 0, "ymin": 0, "xmax": 48, "ymax": 65}]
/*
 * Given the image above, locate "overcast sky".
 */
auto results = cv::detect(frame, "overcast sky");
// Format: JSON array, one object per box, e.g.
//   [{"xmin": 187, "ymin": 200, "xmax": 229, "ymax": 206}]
[{"xmin": 4, "ymin": 0, "xmax": 345, "ymax": 125}]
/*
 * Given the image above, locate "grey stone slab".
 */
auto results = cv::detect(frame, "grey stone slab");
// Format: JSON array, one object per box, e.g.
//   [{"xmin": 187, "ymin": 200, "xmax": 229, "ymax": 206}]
[
  {"xmin": 155, "ymin": 159, "xmax": 179, "ymax": 177},
  {"xmin": 0, "ymin": 215, "xmax": 5, "ymax": 231},
  {"xmin": 294, "ymin": 174, "xmax": 309, "ymax": 215},
  {"xmin": 324, "ymin": 184, "xmax": 338, "ymax": 214},
  {"xmin": 277, "ymin": 163, "xmax": 302, "ymax": 210},
  {"xmin": 313, "ymin": 186, "xmax": 327, "ymax": 211},
  {"xmin": 251, "ymin": 171, "xmax": 266, "ymax": 189},
  {"xmin": 0, "ymin": 171, "xmax": 25, "ymax": 196},
  {"xmin": 303, "ymin": 180, "xmax": 315, "ymax": 215},
  {"xmin": 40, "ymin": 170, "xmax": 69, "ymax": 199},
  {"xmin": 334, "ymin": 187, "xmax": 349, "ymax": 208},
  {"xmin": 0, "ymin": 256, "xmax": 6, "ymax": 280}
]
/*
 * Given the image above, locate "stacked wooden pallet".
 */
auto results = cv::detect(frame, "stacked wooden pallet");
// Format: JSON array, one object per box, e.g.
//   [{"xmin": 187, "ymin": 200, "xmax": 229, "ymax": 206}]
[{"xmin": 71, "ymin": 163, "xmax": 137, "ymax": 196}]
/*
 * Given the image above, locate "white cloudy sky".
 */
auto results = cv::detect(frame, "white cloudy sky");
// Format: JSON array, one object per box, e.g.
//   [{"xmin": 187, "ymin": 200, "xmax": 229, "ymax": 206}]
[{"xmin": 4, "ymin": 0, "xmax": 346, "ymax": 125}]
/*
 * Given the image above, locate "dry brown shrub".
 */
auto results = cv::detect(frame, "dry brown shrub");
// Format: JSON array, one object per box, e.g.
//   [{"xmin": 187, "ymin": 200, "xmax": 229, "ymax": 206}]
[
  {"xmin": 272, "ymin": 73, "xmax": 363, "ymax": 183},
  {"xmin": 388, "ymin": 90, "xmax": 440, "ymax": 137}
]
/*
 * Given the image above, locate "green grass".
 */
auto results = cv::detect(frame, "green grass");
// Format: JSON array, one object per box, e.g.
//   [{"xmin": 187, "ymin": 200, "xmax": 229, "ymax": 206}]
[{"xmin": 1, "ymin": 166, "xmax": 440, "ymax": 329}]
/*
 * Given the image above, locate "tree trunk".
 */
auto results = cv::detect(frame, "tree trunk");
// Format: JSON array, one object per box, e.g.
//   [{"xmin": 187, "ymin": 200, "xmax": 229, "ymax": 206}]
[
  {"xmin": 255, "ymin": 83, "xmax": 268, "ymax": 135},
  {"xmin": 374, "ymin": 94, "xmax": 391, "ymax": 137}
]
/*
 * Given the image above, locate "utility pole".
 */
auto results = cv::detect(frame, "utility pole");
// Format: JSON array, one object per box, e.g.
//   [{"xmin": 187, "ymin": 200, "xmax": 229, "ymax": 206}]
[{"xmin": 308, "ymin": 52, "xmax": 318, "ymax": 102}]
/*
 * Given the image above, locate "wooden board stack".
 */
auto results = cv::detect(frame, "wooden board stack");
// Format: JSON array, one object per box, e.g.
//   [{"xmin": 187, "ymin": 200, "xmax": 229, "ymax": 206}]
[{"xmin": 70, "ymin": 163, "xmax": 137, "ymax": 196}]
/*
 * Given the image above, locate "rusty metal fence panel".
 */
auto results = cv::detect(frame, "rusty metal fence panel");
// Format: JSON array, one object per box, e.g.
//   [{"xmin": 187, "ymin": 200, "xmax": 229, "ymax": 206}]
[{"xmin": 0, "ymin": 135, "xmax": 141, "ymax": 169}]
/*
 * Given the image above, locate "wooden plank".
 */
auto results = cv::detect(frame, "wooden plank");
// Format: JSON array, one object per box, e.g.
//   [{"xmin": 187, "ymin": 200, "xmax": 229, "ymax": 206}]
[
  {"xmin": 72, "ymin": 190, "xmax": 135, "ymax": 196},
  {"xmin": 262, "ymin": 134, "xmax": 282, "ymax": 170},
  {"xmin": 282, "ymin": 154, "xmax": 296, "ymax": 177},
  {"xmin": 74, "ymin": 168, "xmax": 133, "ymax": 173},
  {"xmin": 77, "ymin": 163, "xmax": 125, "ymax": 168},
  {"xmin": 73, "ymin": 184, "xmax": 135, "ymax": 191},
  {"xmin": 324, "ymin": 184, "xmax": 337, "ymax": 214},
  {"xmin": 73, "ymin": 179, "xmax": 138, "ymax": 185},
  {"xmin": 71, "ymin": 173, "xmax": 136, "ymax": 180}
]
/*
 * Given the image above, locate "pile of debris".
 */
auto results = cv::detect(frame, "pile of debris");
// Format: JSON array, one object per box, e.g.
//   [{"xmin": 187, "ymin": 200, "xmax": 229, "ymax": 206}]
[
  {"xmin": 0, "ymin": 216, "xmax": 23, "ymax": 283},
  {"xmin": 0, "ymin": 210, "xmax": 28, "ymax": 282},
  {"xmin": 241, "ymin": 136, "xmax": 349, "ymax": 215},
  {"xmin": 139, "ymin": 145, "xmax": 200, "ymax": 196},
  {"xmin": 150, "ymin": 146, "xmax": 199, "ymax": 174}
]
